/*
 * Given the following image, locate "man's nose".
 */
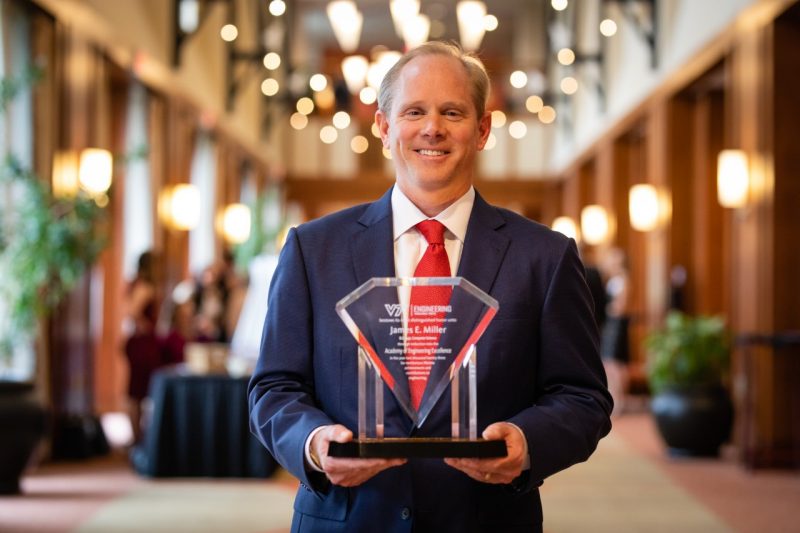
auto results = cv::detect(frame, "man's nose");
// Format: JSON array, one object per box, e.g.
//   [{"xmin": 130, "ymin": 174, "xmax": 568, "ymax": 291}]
[{"xmin": 421, "ymin": 113, "xmax": 445, "ymax": 138}]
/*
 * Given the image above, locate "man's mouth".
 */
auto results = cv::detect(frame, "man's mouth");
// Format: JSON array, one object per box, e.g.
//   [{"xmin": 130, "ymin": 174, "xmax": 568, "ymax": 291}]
[{"xmin": 416, "ymin": 149, "xmax": 448, "ymax": 156}]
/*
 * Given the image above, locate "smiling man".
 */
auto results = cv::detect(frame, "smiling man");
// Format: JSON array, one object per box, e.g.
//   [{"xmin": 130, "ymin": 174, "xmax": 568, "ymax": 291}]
[{"xmin": 248, "ymin": 41, "xmax": 612, "ymax": 533}]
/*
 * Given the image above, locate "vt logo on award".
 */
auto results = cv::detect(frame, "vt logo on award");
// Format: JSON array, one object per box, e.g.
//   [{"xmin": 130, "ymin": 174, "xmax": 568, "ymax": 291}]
[
  {"xmin": 384, "ymin": 304, "xmax": 402, "ymax": 317},
  {"xmin": 330, "ymin": 277, "xmax": 507, "ymax": 458}
]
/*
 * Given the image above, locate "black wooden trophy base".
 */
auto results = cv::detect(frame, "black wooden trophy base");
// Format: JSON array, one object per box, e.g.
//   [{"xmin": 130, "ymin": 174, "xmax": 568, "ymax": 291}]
[{"xmin": 328, "ymin": 438, "xmax": 507, "ymax": 458}]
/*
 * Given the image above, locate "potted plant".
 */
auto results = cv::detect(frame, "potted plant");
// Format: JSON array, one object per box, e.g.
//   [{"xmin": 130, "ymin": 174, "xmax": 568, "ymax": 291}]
[
  {"xmin": 645, "ymin": 311, "xmax": 734, "ymax": 457},
  {"xmin": 0, "ymin": 152, "xmax": 109, "ymax": 493}
]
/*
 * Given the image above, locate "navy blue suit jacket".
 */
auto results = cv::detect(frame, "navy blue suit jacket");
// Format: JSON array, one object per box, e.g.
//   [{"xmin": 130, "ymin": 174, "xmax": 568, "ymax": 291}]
[{"xmin": 248, "ymin": 188, "xmax": 612, "ymax": 532}]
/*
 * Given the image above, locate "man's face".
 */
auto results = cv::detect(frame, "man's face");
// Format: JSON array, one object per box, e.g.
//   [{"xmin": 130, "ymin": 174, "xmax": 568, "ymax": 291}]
[{"xmin": 376, "ymin": 55, "xmax": 491, "ymax": 202}]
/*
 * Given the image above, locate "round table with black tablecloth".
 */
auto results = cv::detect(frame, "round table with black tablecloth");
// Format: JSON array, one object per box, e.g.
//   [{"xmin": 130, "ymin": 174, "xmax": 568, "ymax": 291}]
[{"xmin": 132, "ymin": 366, "xmax": 276, "ymax": 478}]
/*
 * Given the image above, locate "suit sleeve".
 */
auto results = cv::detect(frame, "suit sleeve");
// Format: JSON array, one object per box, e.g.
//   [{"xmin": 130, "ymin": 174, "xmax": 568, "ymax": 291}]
[
  {"xmin": 248, "ymin": 227, "xmax": 333, "ymax": 491},
  {"xmin": 507, "ymin": 238, "xmax": 613, "ymax": 490}
]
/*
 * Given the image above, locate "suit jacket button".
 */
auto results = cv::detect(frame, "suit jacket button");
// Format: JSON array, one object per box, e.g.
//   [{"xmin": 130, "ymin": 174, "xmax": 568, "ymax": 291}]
[{"xmin": 400, "ymin": 507, "xmax": 411, "ymax": 520}]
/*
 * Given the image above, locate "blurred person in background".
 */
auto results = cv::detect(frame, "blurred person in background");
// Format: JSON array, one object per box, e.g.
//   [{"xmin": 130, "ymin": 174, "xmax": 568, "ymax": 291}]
[
  {"xmin": 599, "ymin": 247, "xmax": 631, "ymax": 416},
  {"xmin": 160, "ymin": 279, "xmax": 197, "ymax": 367},
  {"xmin": 122, "ymin": 250, "xmax": 161, "ymax": 444}
]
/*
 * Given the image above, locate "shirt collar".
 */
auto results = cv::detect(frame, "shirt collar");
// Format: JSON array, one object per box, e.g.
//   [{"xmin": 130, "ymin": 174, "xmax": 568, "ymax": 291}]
[{"xmin": 391, "ymin": 185, "xmax": 475, "ymax": 243}]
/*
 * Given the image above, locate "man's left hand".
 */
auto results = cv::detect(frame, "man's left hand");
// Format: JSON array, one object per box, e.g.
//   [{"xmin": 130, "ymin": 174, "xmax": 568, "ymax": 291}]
[{"xmin": 444, "ymin": 422, "xmax": 527, "ymax": 484}]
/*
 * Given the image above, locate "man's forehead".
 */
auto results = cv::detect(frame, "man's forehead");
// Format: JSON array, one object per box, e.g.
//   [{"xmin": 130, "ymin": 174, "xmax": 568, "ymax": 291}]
[
  {"xmin": 400, "ymin": 54, "xmax": 464, "ymax": 79},
  {"xmin": 394, "ymin": 55, "xmax": 472, "ymax": 102}
]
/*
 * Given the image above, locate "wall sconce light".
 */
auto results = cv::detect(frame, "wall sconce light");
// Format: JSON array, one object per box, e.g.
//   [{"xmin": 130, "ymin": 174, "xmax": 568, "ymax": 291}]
[
  {"xmin": 581, "ymin": 204, "xmax": 611, "ymax": 246},
  {"xmin": 159, "ymin": 184, "xmax": 200, "ymax": 231},
  {"xmin": 327, "ymin": 0, "xmax": 363, "ymax": 54},
  {"xmin": 629, "ymin": 184, "xmax": 660, "ymax": 231},
  {"xmin": 218, "ymin": 203, "xmax": 251, "ymax": 244},
  {"xmin": 717, "ymin": 149, "xmax": 749, "ymax": 208},
  {"xmin": 52, "ymin": 150, "xmax": 80, "ymax": 198},
  {"xmin": 551, "ymin": 216, "xmax": 580, "ymax": 242},
  {"xmin": 78, "ymin": 148, "xmax": 113, "ymax": 197},
  {"xmin": 52, "ymin": 148, "xmax": 113, "ymax": 200}
]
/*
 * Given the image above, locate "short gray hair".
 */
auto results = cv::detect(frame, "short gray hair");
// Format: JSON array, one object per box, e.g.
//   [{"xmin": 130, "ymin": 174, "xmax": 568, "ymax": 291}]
[{"xmin": 377, "ymin": 41, "xmax": 490, "ymax": 119}]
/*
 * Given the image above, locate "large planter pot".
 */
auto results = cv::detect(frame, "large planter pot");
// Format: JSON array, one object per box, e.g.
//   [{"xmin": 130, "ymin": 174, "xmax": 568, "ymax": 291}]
[
  {"xmin": 650, "ymin": 385, "xmax": 733, "ymax": 457},
  {"xmin": 0, "ymin": 381, "xmax": 47, "ymax": 494}
]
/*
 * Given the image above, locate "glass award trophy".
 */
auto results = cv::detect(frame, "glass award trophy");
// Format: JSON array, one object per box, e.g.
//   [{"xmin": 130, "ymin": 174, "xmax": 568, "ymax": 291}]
[{"xmin": 328, "ymin": 277, "xmax": 507, "ymax": 458}]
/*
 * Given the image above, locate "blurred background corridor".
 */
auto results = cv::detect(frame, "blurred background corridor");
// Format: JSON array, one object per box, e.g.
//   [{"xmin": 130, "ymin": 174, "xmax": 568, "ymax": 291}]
[{"xmin": 1, "ymin": 0, "xmax": 799, "ymax": 531}]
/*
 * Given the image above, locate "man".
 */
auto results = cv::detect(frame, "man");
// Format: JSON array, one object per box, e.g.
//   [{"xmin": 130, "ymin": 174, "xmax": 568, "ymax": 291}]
[{"xmin": 248, "ymin": 41, "xmax": 612, "ymax": 532}]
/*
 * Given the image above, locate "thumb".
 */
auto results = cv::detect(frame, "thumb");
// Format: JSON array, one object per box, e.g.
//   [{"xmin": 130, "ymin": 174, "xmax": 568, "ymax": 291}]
[
  {"xmin": 328, "ymin": 424, "xmax": 354, "ymax": 443},
  {"xmin": 482, "ymin": 422, "xmax": 512, "ymax": 441}
]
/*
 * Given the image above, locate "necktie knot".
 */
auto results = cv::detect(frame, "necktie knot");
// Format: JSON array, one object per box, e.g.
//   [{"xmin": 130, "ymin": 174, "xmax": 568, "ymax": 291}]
[{"xmin": 416, "ymin": 219, "xmax": 446, "ymax": 246}]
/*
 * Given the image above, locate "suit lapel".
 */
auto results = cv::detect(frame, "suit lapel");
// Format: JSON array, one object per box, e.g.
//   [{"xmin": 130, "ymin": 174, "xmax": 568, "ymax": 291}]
[
  {"xmin": 456, "ymin": 191, "xmax": 510, "ymax": 296},
  {"xmin": 351, "ymin": 188, "xmax": 395, "ymax": 284}
]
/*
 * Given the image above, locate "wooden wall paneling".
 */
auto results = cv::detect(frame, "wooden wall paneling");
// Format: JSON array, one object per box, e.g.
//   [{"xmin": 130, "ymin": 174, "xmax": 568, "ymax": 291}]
[
  {"xmin": 594, "ymin": 141, "xmax": 615, "ymax": 227},
  {"xmin": 49, "ymin": 27, "xmax": 99, "ymax": 421},
  {"xmin": 360, "ymin": 120, "xmax": 385, "ymax": 175},
  {"xmin": 214, "ymin": 136, "xmax": 233, "ymax": 260},
  {"xmin": 644, "ymin": 105, "xmax": 670, "ymax": 332},
  {"xmin": 691, "ymin": 87, "xmax": 728, "ymax": 316},
  {"xmin": 94, "ymin": 61, "xmax": 128, "ymax": 414},
  {"xmin": 533, "ymin": 180, "xmax": 561, "ymax": 228},
  {"xmin": 578, "ymin": 161, "xmax": 594, "ymax": 210},
  {"xmin": 665, "ymin": 95, "xmax": 695, "ymax": 313},
  {"xmin": 560, "ymin": 169, "xmax": 581, "ymax": 229},
  {"xmin": 611, "ymin": 136, "xmax": 633, "ymax": 253},
  {"xmin": 148, "ymin": 93, "xmax": 167, "ymax": 266},
  {"xmin": 619, "ymin": 129, "xmax": 648, "ymax": 366},
  {"xmin": 730, "ymin": 25, "xmax": 776, "ymax": 467},
  {"xmin": 162, "ymin": 98, "xmax": 196, "ymax": 287},
  {"xmin": 772, "ymin": 6, "xmax": 800, "ymax": 336},
  {"xmin": 727, "ymin": 9, "xmax": 800, "ymax": 467},
  {"xmin": 767, "ymin": 6, "xmax": 800, "ymax": 467},
  {"xmin": 30, "ymin": 5, "xmax": 58, "ymax": 405}
]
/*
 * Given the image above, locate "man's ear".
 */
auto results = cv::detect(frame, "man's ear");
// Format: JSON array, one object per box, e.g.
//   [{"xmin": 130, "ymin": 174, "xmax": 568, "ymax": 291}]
[
  {"xmin": 476, "ymin": 111, "xmax": 492, "ymax": 150},
  {"xmin": 375, "ymin": 110, "xmax": 390, "ymax": 148}
]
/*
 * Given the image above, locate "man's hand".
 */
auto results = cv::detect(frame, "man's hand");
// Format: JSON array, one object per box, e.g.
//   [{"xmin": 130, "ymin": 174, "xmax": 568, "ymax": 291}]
[
  {"xmin": 444, "ymin": 422, "xmax": 527, "ymax": 484},
  {"xmin": 310, "ymin": 424, "xmax": 407, "ymax": 487}
]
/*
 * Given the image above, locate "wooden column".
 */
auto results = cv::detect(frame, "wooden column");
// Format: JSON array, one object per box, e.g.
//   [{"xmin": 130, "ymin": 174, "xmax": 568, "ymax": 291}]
[
  {"xmin": 730, "ymin": 4, "xmax": 800, "ymax": 468},
  {"xmin": 93, "ymin": 63, "xmax": 129, "ymax": 414},
  {"xmin": 690, "ymin": 87, "xmax": 728, "ymax": 316}
]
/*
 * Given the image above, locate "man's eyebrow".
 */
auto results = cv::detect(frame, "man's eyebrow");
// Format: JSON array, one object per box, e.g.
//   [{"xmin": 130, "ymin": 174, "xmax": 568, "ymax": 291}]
[
  {"xmin": 441, "ymin": 101, "xmax": 470, "ymax": 111},
  {"xmin": 398, "ymin": 100, "xmax": 425, "ymax": 109}
]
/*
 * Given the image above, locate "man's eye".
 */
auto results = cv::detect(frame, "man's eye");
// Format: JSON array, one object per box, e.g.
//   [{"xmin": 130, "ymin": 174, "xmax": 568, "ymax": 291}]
[{"xmin": 445, "ymin": 110, "xmax": 463, "ymax": 118}]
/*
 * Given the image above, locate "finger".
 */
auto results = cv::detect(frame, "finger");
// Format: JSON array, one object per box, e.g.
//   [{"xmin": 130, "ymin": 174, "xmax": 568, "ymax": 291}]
[
  {"xmin": 326, "ymin": 425, "xmax": 353, "ymax": 444},
  {"xmin": 482, "ymin": 422, "xmax": 512, "ymax": 441}
]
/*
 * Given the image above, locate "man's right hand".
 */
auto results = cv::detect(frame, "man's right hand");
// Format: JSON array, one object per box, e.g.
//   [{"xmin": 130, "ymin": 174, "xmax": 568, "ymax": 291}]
[{"xmin": 310, "ymin": 424, "xmax": 406, "ymax": 487}]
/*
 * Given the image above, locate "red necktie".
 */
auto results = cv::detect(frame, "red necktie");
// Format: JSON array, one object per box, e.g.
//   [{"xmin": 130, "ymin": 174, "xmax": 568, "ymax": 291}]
[{"xmin": 407, "ymin": 220, "xmax": 452, "ymax": 410}]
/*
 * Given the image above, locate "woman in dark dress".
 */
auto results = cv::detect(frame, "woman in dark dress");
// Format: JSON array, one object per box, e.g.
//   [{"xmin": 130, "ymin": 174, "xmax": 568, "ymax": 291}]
[{"xmin": 123, "ymin": 251, "xmax": 161, "ymax": 443}]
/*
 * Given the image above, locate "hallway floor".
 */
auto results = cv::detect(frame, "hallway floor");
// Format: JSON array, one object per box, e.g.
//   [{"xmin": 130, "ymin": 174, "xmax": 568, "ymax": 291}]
[{"xmin": 1, "ymin": 412, "xmax": 798, "ymax": 532}]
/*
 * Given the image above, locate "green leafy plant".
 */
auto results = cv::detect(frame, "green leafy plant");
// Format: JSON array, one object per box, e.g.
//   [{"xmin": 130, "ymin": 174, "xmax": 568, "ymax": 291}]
[
  {"xmin": 0, "ymin": 155, "xmax": 107, "ymax": 366},
  {"xmin": 645, "ymin": 311, "xmax": 731, "ymax": 394},
  {"xmin": 1, "ymin": 64, "xmax": 107, "ymax": 376}
]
